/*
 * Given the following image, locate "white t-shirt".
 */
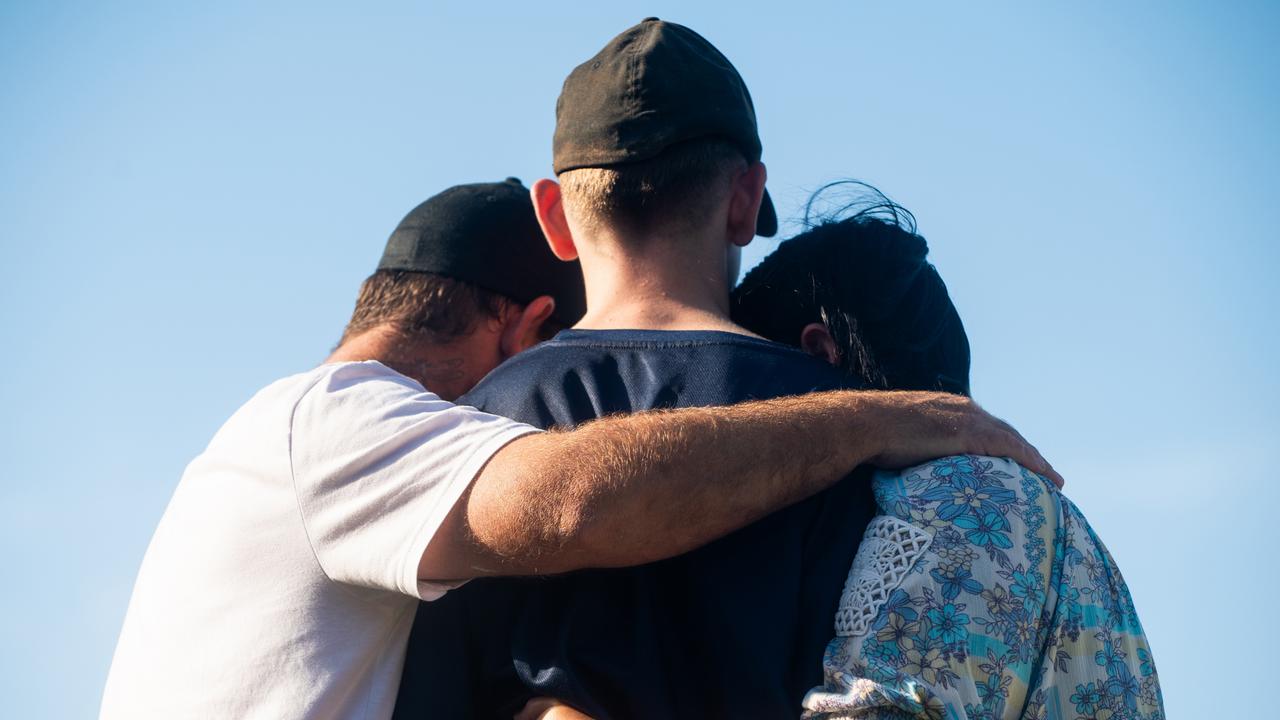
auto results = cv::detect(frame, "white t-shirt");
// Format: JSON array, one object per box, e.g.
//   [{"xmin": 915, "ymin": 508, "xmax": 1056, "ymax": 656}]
[{"xmin": 100, "ymin": 361, "xmax": 537, "ymax": 720}]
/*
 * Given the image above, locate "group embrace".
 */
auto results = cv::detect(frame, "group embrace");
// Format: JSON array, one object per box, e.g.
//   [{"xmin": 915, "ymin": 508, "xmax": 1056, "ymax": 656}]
[{"xmin": 102, "ymin": 18, "xmax": 1163, "ymax": 720}]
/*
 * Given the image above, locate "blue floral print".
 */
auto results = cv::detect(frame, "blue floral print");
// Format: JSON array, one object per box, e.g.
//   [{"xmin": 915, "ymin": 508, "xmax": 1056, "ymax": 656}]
[
  {"xmin": 926, "ymin": 604, "xmax": 971, "ymax": 645},
  {"xmin": 930, "ymin": 564, "xmax": 984, "ymax": 601},
  {"xmin": 802, "ymin": 456, "xmax": 1164, "ymax": 720},
  {"xmin": 956, "ymin": 511, "xmax": 1014, "ymax": 549},
  {"xmin": 1071, "ymin": 683, "xmax": 1102, "ymax": 716}
]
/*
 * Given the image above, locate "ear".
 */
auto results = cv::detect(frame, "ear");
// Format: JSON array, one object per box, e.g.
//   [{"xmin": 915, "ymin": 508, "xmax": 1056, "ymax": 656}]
[
  {"xmin": 726, "ymin": 161, "xmax": 767, "ymax": 249},
  {"xmin": 499, "ymin": 295, "xmax": 558, "ymax": 359},
  {"xmin": 531, "ymin": 179, "xmax": 579, "ymax": 262},
  {"xmin": 800, "ymin": 322, "xmax": 840, "ymax": 367}
]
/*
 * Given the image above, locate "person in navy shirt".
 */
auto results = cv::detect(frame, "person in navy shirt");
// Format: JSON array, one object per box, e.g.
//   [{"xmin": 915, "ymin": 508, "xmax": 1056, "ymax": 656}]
[{"xmin": 397, "ymin": 19, "xmax": 879, "ymax": 719}]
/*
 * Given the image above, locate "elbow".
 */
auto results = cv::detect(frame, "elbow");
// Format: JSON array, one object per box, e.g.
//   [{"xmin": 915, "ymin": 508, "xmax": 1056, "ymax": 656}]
[{"xmin": 466, "ymin": 462, "xmax": 593, "ymax": 574}]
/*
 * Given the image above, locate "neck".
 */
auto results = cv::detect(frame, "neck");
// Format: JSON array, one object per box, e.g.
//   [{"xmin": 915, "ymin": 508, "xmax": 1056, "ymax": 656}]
[
  {"xmin": 574, "ymin": 231, "xmax": 752, "ymax": 335},
  {"xmin": 325, "ymin": 326, "xmax": 472, "ymax": 399}
]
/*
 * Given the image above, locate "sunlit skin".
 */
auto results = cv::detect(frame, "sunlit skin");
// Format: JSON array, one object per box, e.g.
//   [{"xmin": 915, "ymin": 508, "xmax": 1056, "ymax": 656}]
[
  {"xmin": 325, "ymin": 295, "xmax": 557, "ymax": 401},
  {"xmin": 530, "ymin": 162, "xmax": 767, "ymax": 336}
]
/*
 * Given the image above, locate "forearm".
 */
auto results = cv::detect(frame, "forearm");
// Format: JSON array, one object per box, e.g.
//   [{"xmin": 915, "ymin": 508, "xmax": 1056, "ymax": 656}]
[
  {"xmin": 463, "ymin": 389, "xmax": 1050, "ymax": 576},
  {"xmin": 469, "ymin": 392, "xmax": 874, "ymax": 573}
]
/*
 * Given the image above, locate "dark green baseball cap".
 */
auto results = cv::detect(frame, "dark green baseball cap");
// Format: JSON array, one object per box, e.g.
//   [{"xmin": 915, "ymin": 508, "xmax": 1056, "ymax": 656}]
[
  {"xmin": 377, "ymin": 178, "xmax": 587, "ymax": 325},
  {"xmin": 552, "ymin": 17, "xmax": 778, "ymax": 237}
]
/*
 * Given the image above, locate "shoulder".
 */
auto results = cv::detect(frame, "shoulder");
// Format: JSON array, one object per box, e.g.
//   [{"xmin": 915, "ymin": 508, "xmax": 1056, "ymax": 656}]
[
  {"xmin": 292, "ymin": 361, "xmax": 435, "ymax": 419},
  {"xmin": 202, "ymin": 363, "xmax": 413, "ymax": 451},
  {"xmin": 470, "ymin": 342, "xmax": 584, "ymax": 393},
  {"xmin": 705, "ymin": 338, "xmax": 856, "ymax": 394},
  {"xmin": 463, "ymin": 342, "xmax": 581, "ymax": 400},
  {"xmin": 462, "ymin": 342, "xmax": 601, "ymax": 428},
  {"xmin": 872, "ymin": 455, "xmax": 1058, "ymax": 530},
  {"xmin": 290, "ymin": 361, "xmax": 527, "ymax": 466},
  {"xmin": 301, "ymin": 360, "xmax": 424, "ymax": 398}
]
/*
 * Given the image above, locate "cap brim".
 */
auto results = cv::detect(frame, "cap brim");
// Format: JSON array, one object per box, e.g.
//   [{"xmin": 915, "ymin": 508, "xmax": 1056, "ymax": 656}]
[{"xmin": 756, "ymin": 187, "xmax": 778, "ymax": 237}]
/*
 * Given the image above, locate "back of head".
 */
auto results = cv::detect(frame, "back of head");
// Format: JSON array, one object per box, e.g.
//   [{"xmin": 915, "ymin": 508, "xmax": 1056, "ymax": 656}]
[
  {"xmin": 559, "ymin": 139, "xmax": 746, "ymax": 240},
  {"xmin": 552, "ymin": 18, "xmax": 778, "ymax": 242},
  {"xmin": 731, "ymin": 183, "xmax": 971, "ymax": 395},
  {"xmin": 340, "ymin": 269, "xmax": 515, "ymax": 347},
  {"xmin": 340, "ymin": 178, "xmax": 586, "ymax": 346}
]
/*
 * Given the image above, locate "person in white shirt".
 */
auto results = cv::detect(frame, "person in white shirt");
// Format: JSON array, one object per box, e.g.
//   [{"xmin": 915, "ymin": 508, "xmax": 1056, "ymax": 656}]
[{"xmin": 100, "ymin": 179, "xmax": 1057, "ymax": 720}]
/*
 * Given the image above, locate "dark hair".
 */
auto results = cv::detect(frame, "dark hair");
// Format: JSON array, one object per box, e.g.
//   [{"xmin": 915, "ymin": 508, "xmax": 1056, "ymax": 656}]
[
  {"xmin": 731, "ymin": 182, "xmax": 971, "ymax": 395},
  {"xmin": 558, "ymin": 138, "xmax": 746, "ymax": 238},
  {"xmin": 338, "ymin": 270, "xmax": 511, "ymax": 347}
]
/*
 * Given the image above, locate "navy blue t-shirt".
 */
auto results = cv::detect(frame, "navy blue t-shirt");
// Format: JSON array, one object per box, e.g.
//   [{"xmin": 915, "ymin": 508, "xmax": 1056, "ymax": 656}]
[{"xmin": 394, "ymin": 329, "xmax": 876, "ymax": 719}]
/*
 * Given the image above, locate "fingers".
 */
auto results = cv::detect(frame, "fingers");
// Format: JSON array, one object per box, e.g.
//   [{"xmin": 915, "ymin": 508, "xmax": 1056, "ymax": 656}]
[
  {"xmin": 1016, "ymin": 441, "xmax": 1063, "ymax": 489},
  {"xmin": 990, "ymin": 421, "xmax": 1064, "ymax": 489},
  {"xmin": 868, "ymin": 393, "xmax": 1065, "ymax": 490}
]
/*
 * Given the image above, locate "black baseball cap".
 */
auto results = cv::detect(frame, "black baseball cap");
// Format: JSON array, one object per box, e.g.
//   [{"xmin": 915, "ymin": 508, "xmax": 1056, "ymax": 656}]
[
  {"xmin": 552, "ymin": 17, "xmax": 778, "ymax": 237},
  {"xmin": 377, "ymin": 178, "xmax": 587, "ymax": 325}
]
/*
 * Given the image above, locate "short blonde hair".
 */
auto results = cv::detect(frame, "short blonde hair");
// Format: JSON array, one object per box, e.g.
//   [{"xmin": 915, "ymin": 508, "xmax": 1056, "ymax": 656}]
[{"xmin": 559, "ymin": 139, "xmax": 746, "ymax": 238}]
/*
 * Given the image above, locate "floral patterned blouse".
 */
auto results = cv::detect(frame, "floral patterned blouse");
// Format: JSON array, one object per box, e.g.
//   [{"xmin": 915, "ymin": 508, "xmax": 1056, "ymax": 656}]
[{"xmin": 802, "ymin": 456, "xmax": 1165, "ymax": 720}]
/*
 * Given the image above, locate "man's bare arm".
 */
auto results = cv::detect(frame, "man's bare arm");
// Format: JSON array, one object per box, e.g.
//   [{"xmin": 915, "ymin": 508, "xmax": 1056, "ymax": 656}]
[{"xmin": 420, "ymin": 389, "xmax": 1057, "ymax": 580}]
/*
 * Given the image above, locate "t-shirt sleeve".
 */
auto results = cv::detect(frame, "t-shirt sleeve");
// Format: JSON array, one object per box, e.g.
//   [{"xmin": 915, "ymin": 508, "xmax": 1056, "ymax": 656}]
[{"xmin": 288, "ymin": 363, "xmax": 538, "ymax": 600}]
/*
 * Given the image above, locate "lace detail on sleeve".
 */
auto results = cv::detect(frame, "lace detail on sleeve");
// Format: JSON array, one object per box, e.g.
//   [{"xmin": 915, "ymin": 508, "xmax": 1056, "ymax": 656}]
[{"xmin": 834, "ymin": 515, "xmax": 932, "ymax": 638}]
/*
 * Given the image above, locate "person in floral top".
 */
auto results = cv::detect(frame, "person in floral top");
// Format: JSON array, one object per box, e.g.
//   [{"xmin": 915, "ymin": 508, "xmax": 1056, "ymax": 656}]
[
  {"xmin": 801, "ymin": 455, "xmax": 1163, "ymax": 720},
  {"xmin": 731, "ymin": 186, "xmax": 1165, "ymax": 720}
]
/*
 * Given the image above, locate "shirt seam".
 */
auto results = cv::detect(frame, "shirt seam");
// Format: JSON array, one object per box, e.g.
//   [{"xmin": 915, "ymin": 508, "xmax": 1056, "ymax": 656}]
[{"xmin": 541, "ymin": 334, "xmax": 817, "ymax": 356}]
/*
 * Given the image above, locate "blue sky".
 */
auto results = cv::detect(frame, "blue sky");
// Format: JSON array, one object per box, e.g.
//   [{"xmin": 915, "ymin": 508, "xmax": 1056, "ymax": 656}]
[{"xmin": 2, "ymin": 1, "xmax": 1276, "ymax": 717}]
